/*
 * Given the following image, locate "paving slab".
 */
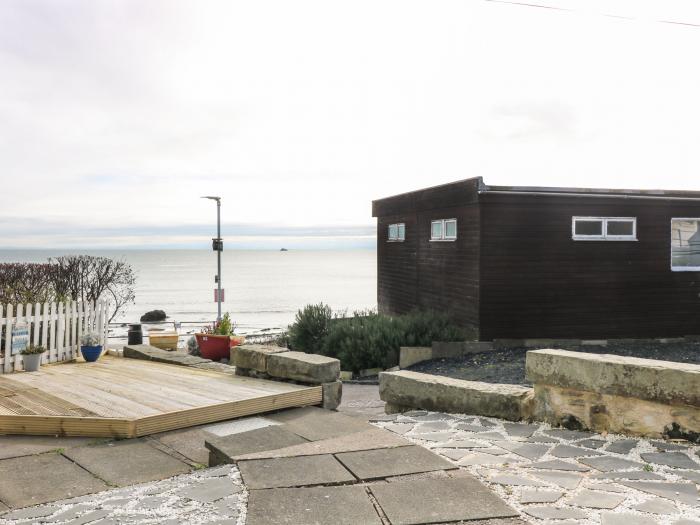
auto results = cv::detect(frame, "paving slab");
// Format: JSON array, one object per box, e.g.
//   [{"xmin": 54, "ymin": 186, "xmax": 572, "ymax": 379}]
[
  {"xmin": 335, "ymin": 445, "xmax": 454, "ymax": 480},
  {"xmin": 526, "ymin": 459, "xmax": 589, "ymax": 472},
  {"xmin": 246, "ymin": 485, "xmax": 381, "ymax": 525},
  {"xmin": 600, "ymin": 511, "xmax": 658, "ymax": 525},
  {"xmin": 0, "ymin": 453, "xmax": 107, "ymax": 508},
  {"xmin": 502, "ymin": 423, "xmax": 539, "ymax": 438},
  {"xmin": 474, "ymin": 431, "xmax": 507, "ymax": 440},
  {"xmin": 1, "ymin": 504, "xmax": 57, "ymax": 520},
  {"xmin": 544, "ymin": 429, "xmax": 596, "ymax": 440},
  {"xmin": 590, "ymin": 470, "xmax": 664, "ymax": 481},
  {"xmin": 576, "ymin": 438, "xmax": 607, "ymax": 449},
  {"xmin": 583, "ymin": 482, "xmax": 628, "ymax": 493},
  {"xmin": 551, "ymin": 444, "xmax": 604, "ymax": 458},
  {"xmin": 232, "ymin": 428, "xmax": 410, "ymax": 461},
  {"xmin": 677, "ymin": 470, "xmax": 700, "ymax": 484},
  {"xmin": 522, "ymin": 506, "xmax": 587, "ymax": 520},
  {"xmin": 413, "ymin": 431, "xmax": 454, "ymax": 442},
  {"xmin": 202, "ymin": 416, "xmax": 280, "ymax": 437},
  {"xmin": 634, "ymin": 498, "xmax": 678, "ymax": 515},
  {"xmin": 492, "ymin": 442, "xmax": 551, "ymax": 460},
  {"xmin": 176, "ymin": 477, "xmax": 242, "ymax": 502},
  {"xmin": 489, "ymin": 474, "xmax": 548, "ymax": 487},
  {"xmin": 439, "ymin": 448, "xmax": 473, "ymax": 461},
  {"xmin": 459, "ymin": 452, "xmax": 520, "ymax": 466},
  {"xmin": 385, "ymin": 422, "xmax": 415, "ymax": 435},
  {"xmin": 524, "ymin": 435, "xmax": 560, "ymax": 444},
  {"xmin": 650, "ymin": 440, "xmax": 691, "ymax": 452},
  {"xmin": 532, "ymin": 471, "xmax": 583, "ymax": 489},
  {"xmin": 0, "ymin": 435, "xmax": 95, "ymax": 460},
  {"xmin": 63, "ymin": 440, "xmax": 191, "ymax": 486},
  {"xmin": 154, "ymin": 427, "xmax": 210, "ymax": 465},
  {"xmin": 641, "ymin": 452, "xmax": 700, "ymax": 470},
  {"xmin": 267, "ymin": 406, "xmax": 374, "ymax": 440},
  {"xmin": 455, "ymin": 422, "xmax": 489, "ymax": 432},
  {"xmin": 206, "ymin": 425, "xmax": 308, "ymax": 464},
  {"xmin": 370, "ymin": 476, "xmax": 518, "ymax": 525},
  {"xmin": 438, "ymin": 439, "xmax": 490, "ymax": 449},
  {"xmin": 579, "ymin": 456, "xmax": 645, "ymax": 472},
  {"xmin": 621, "ymin": 481, "xmax": 700, "ymax": 506},
  {"xmin": 238, "ymin": 454, "xmax": 354, "ymax": 489},
  {"xmin": 414, "ymin": 420, "xmax": 451, "ymax": 432},
  {"xmin": 520, "ymin": 489, "xmax": 563, "ymax": 503},
  {"xmin": 568, "ymin": 489, "xmax": 626, "ymax": 509},
  {"xmin": 605, "ymin": 439, "xmax": 639, "ymax": 454}
]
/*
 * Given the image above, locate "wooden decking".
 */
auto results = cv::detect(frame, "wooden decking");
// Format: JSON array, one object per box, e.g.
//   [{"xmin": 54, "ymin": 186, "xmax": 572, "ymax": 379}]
[{"xmin": 0, "ymin": 356, "xmax": 322, "ymax": 438}]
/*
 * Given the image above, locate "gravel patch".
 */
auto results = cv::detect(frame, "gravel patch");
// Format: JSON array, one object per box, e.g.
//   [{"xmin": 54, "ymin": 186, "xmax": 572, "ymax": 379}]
[{"xmin": 409, "ymin": 340, "xmax": 700, "ymax": 385}]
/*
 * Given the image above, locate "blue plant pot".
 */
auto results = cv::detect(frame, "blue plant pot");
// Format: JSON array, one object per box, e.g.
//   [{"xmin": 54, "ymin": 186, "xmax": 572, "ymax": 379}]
[{"xmin": 81, "ymin": 345, "xmax": 102, "ymax": 362}]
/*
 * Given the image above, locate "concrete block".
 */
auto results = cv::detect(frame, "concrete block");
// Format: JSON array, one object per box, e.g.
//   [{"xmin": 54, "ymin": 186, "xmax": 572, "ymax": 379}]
[
  {"xmin": 339, "ymin": 371, "xmax": 353, "ymax": 381},
  {"xmin": 379, "ymin": 370, "xmax": 534, "ymax": 421},
  {"xmin": 526, "ymin": 349, "xmax": 700, "ymax": 407},
  {"xmin": 399, "ymin": 347, "xmax": 432, "ymax": 368},
  {"xmin": 267, "ymin": 351, "xmax": 340, "ymax": 384},
  {"xmin": 322, "ymin": 381, "xmax": 343, "ymax": 410},
  {"xmin": 232, "ymin": 344, "xmax": 288, "ymax": 372}
]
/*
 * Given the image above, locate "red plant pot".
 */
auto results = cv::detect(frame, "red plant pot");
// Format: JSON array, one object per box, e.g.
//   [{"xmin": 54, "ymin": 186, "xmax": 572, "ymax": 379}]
[{"xmin": 195, "ymin": 334, "xmax": 232, "ymax": 361}]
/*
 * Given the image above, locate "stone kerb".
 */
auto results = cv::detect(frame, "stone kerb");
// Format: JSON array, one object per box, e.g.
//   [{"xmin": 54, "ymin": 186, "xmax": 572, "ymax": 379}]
[
  {"xmin": 379, "ymin": 370, "xmax": 534, "ymax": 421},
  {"xmin": 526, "ymin": 349, "xmax": 700, "ymax": 439}
]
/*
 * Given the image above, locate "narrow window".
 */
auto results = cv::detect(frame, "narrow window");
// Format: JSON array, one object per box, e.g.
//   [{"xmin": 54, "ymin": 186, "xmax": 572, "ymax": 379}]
[
  {"xmin": 572, "ymin": 217, "xmax": 636, "ymax": 241},
  {"xmin": 388, "ymin": 223, "xmax": 405, "ymax": 242},
  {"xmin": 431, "ymin": 219, "xmax": 457, "ymax": 241},
  {"xmin": 671, "ymin": 219, "xmax": 700, "ymax": 271}
]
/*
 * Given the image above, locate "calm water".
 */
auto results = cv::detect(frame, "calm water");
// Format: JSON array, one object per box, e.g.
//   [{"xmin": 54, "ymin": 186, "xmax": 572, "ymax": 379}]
[{"xmin": 0, "ymin": 250, "xmax": 377, "ymax": 333}]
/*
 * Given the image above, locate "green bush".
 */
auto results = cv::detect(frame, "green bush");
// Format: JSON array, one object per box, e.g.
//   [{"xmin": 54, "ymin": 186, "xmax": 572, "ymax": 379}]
[
  {"xmin": 287, "ymin": 303, "xmax": 333, "ymax": 354},
  {"xmin": 287, "ymin": 304, "xmax": 467, "ymax": 373}
]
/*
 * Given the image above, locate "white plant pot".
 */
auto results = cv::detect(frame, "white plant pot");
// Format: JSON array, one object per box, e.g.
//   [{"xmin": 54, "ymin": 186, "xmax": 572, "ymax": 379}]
[{"xmin": 23, "ymin": 353, "xmax": 43, "ymax": 372}]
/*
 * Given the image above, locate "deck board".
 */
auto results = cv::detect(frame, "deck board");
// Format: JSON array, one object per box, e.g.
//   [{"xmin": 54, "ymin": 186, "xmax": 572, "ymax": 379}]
[{"xmin": 0, "ymin": 356, "xmax": 322, "ymax": 437}]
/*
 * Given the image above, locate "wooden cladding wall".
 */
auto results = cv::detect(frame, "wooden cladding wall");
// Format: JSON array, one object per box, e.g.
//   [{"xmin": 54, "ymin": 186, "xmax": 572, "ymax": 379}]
[
  {"xmin": 376, "ymin": 203, "xmax": 480, "ymax": 333},
  {"xmin": 478, "ymin": 194, "xmax": 700, "ymax": 339}
]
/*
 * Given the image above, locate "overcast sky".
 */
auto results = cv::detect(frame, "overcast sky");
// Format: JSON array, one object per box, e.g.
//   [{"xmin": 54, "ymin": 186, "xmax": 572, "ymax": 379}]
[{"xmin": 1, "ymin": 0, "xmax": 700, "ymax": 249}]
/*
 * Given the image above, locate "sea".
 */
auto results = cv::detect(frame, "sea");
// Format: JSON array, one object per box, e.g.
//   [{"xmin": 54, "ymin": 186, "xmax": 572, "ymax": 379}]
[{"xmin": 0, "ymin": 249, "xmax": 377, "ymax": 341}]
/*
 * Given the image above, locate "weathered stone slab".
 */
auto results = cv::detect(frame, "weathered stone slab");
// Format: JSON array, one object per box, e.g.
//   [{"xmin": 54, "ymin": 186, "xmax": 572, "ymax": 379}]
[
  {"xmin": 63, "ymin": 440, "xmax": 191, "ymax": 486},
  {"xmin": 155, "ymin": 427, "xmax": 210, "ymax": 464},
  {"xmin": 493, "ymin": 442, "xmax": 550, "ymax": 461},
  {"xmin": 634, "ymin": 498, "xmax": 678, "ymax": 515},
  {"xmin": 526, "ymin": 459, "xmax": 589, "ymax": 472},
  {"xmin": 0, "ymin": 435, "xmax": 94, "ymax": 460},
  {"xmin": 503, "ymin": 422, "xmax": 539, "ymax": 438},
  {"xmin": 551, "ymin": 444, "xmax": 603, "ymax": 458},
  {"xmin": 399, "ymin": 346, "xmax": 432, "ymax": 368},
  {"xmin": 232, "ymin": 344, "xmax": 288, "ymax": 372},
  {"xmin": 522, "ymin": 506, "xmax": 587, "ymax": 520},
  {"xmin": 335, "ymin": 445, "xmax": 454, "ymax": 480},
  {"xmin": 369, "ymin": 476, "xmax": 517, "ymax": 524},
  {"xmin": 176, "ymin": 477, "xmax": 242, "ymax": 503},
  {"xmin": 544, "ymin": 429, "xmax": 596, "ymax": 440},
  {"xmin": 238, "ymin": 454, "xmax": 354, "ymax": 489},
  {"xmin": 601, "ymin": 512, "xmax": 658, "ymax": 525},
  {"xmin": 267, "ymin": 406, "xmax": 373, "ymax": 440},
  {"xmin": 233, "ymin": 428, "xmax": 410, "ymax": 461},
  {"xmin": 458, "ymin": 452, "xmax": 518, "ymax": 466},
  {"xmin": 0, "ymin": 453, "xmax": 107, "ymax": 508},
  {"xmin": 577, "ymin": 438, "xmax": 607, "ymax": 449},
  {"xmin": 579, "ymin": 456, "xmax": 646, "ymax": 472},
  {"xmin": 490, "ymin": 474, "xmax": 547, "ymax": 487},
  {"xmin": 590, "ymin": 470, "xmax": 664, "ymax": 481},
  {"xmin": 532, "ymin": 471, "xmax": 583, "ymax": 489},
  {"xmin": 266, "ymin": 351, "xmax": 340, "ymax": 384},
  {"xmin": 246, "ymin": 485, "xmax": 381, "ymax": 525},
  {"xmin": 605, "ymin": 439, "xmax": 638, "ymax": 454},
  {"xmin": 321, "ymin": 380, "xmax": 342, "ymax": 410},
  {"xmin": 527, "ymin": 349, "xmax": 700, "ymax": 407},
  {"xmin": 651, "ymin": 440, "xmax": 690, "ymax": 451},
  {"xmin": 379, "ymin": 370, "xmax": 534, "ymax": 421},
  {"xmin": 205, "ymin": 426, "xmax": 308, "ymax": 465},
  {"xmin": 621, "ymin": 481, "xmax": 700, "ymax": 506},
  {"xmin": 520, "ymin": 489, "xmax": 562, "ymax": 503},
  {"xmin": 568, "ymin": 489, "xmax": 626, "ymax": 509},
  {"xmin": 641, "ymin": 452, "xmax": 700, "ymax": 470},
  {"xmin": 123, "ymin": 344, "xmax": 213, "ymax": 367}
]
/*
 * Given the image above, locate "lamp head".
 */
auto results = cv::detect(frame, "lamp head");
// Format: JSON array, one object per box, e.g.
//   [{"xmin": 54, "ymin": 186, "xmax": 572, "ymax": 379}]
[{"xmin": 201, "ymin": 196, "xmax": 221, "ymax": 202}]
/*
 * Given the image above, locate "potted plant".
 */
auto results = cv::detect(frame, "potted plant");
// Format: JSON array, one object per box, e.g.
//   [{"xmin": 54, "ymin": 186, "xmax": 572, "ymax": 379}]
[
  {"xmin": 80, "ymin": 332, "xmax": 103, "ymax": 362},
  {"xmin": 21, "ymin": 345, "xmax": 47, "ymax": 372},
  {"xmin": 195, "ymin": 313, "xmax": 245, "ymax": 361}
]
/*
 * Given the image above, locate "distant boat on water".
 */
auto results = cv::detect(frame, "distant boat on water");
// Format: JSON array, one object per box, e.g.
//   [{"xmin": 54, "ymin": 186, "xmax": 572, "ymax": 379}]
[{"xmin": 280, "ymin": 248, "xmax": 288, "ymax": 251}]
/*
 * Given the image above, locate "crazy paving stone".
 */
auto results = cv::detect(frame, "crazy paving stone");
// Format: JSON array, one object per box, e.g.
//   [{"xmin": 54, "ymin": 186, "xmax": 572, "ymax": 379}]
[
  {"xmin": 576, "ymin": 438, "xmax": 607, "ymax": 449},
  {"xmin": 457, "ymin": 452, "xmax": 519, "ymax": 467},
  {"xmin": 520, "ymin": 489, "xmax": 563, "ymax": 503},
  {"xmin": 438, "ymin": 439, "xmax": 489, "ymax": 449},
  {"xmin": 579, "ymin": 456, "xmax": 645, "ymax": 472},
  {"xmin": 369, "ymin": 475, "xmax": 518, "ymax": 525},
  {"xmin": 455, "ymin": 423, "xmax": 488, "ymax": 433},
  {"xmin": 477, "ymin": 418, "xmax": 498, "ymax": 427},
  {"xmin": 493, "ymin": 442, "xmax": 551, "ymax": 461},
  {"xmin": 413, "ymin": 432, "xmax": 455, "ymax": 442},
  {"xmin": 413, "ymin": 420, "xmax": 451, "ymax": 432},
  {"xmin": 640, "ymin": 452, "xmax": 700, "ymax": 470},
  {"xmin": 544, "ymin": 429, "xmax": 596, "ymax": 440},
  {"xmin": 439, "ymin": 448, "xmax": 472, "ymax": 461},
  {"xmin": 502, "ymin": 423, "xmax": 539, "ymax": 438},
  {"xmin": 621, "ymin": 481, "xmax": 700, "ymax": 506},
  {"xmin": 384, "ymin": 423, "xmax": 415, "ymax": 435},
  {"xmin": 532, "ymin": 471, "xmax": 583, "ymax": 489},
  {"xmin": 568, "ymin": 489, "xmax": 626, "ymax": 509},
  {"xmin": 522, "ymin": 506, "xmax": 587, "ymax": 520},
  {"xmin": 633, "ymin": 498, "xmax": 678, "ymax": 515},
  {"xmin": 650, "ymin": 441, "xmax": 690, "ymax": 452},
  {"xmin": 590, "ymin": 470, "xmax": 664, "ymax": 481},
  {"xmin": 676, "ymin": 470, "xmax": 700, "ymax": 484},
  {"xmin": 550, "ymin": 444, "xmax": 603, "ymax": 458},
  {"xmin": 600, "ymin": 511, "xmax": 658, "ymax": 525},
  {"xmin": 583, "ymin": 482, "xmax": 628, "ymax": 493},
  {"xmin": 176, "ymin": 477, "xmax": 242, "ymax": 503},
  {"xmin": 526, "ymin": 459, "xmax": 589, "ymax": 472},
  {"xmin": 489, "ymin": 474, "xmax": 548, "ymax": 487},
  {"xmin": 605, "ymin": 439, "xmax": 639, "ymax": 455},
  {"xmin": 473, "ymin": 432, "xmax": 507, "ymax": 440},
  {"xmin": 524, "ymin": 435, "xmax": 560, "ymax": 444}
]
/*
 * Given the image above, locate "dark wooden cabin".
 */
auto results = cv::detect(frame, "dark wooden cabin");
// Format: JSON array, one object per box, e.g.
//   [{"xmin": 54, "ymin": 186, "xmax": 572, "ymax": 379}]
[{"xmin": 372, "ymin": 177, "xmax": 700, "ymax": 340}]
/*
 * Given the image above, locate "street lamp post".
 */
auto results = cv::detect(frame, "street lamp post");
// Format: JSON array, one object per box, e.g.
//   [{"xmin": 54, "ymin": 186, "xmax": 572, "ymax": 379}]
[{"xmin": 201, "ymin": 196, "xmax": 223, "ymax": 322}]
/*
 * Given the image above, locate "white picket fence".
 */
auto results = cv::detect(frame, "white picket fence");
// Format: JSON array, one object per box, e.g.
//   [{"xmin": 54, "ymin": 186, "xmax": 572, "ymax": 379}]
[{"xmin": 0, "ymin": 300, "xmax": 109, "ymax": 373}]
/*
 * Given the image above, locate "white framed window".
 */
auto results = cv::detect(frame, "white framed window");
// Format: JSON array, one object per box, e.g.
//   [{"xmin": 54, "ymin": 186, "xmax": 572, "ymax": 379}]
[
  {"xmin": 572, "ymin": 217, "xmax": 637, "ymax": 241},
  {"xmin": 430, "ymin": 219, "xmax": 457, "ymax": 241},
  {"xmin": 388, "ymin": 223, "xmax": 405, "ymax": 242},
  {"xmin": 671, "ymin": 218, "xmax": 700, "ymax": 271}
]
